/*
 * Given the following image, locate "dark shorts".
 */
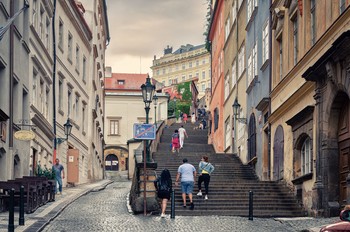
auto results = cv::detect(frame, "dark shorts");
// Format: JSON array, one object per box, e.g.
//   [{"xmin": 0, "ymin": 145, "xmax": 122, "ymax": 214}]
[{"xmin": 158, "ymin": 190, "xmax": 171, "ymax": 200}]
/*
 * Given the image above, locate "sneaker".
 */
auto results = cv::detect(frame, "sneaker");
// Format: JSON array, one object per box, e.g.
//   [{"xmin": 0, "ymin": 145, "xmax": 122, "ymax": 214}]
[
  {"xmin": 204, "ymin": 195, "xmax": 208, "ymax": 200},
  {"xmin": 190, "ymin": 202, "xmax": 194, "ymax": 210},
  {"xmin": 197, "ymin": 191, "xmax": 202, "ymax": 196},
  {"xmin": 161, "ymin": 213, "xmax": 166, "ymax": 218},
  {"xmin": 183, "ymin": 205, "xmax": 186, "ymax": 208}
]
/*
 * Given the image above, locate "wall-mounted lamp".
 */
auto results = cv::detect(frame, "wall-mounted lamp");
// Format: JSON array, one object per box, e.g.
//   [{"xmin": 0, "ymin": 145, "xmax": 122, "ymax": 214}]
[
  {"xmin": 57, "ymin": 118, "xmax": 73, "ymax": 144},
  {"xmin": 232, "ymin": 98, "xmax": 247, "ymax": 124}
]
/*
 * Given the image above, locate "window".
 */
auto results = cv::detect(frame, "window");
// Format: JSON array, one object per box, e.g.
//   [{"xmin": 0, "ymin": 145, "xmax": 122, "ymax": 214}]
[
  {"xmin": 225, "ymin": 17, "xmax": 230, "ymax": 40},
  {"xmin": 301, "ymin": 137, "xmax": 311, "ymax": 175},
  {"xmin": 214, "ymin": 108, "xmax": 219, "ymax": 131},
  {"xmin": 156, "ymin": 69, "xmax": 160, "ymax": 75},
  {"xmin": 247, "ymin": 0, "xmax": 258, "ymax": 21},
  {"xmin": 110, "ymin": 120, "xmax": 119, "ymax": 135},
  {"xmin": 176, "ymin": 64, "xmax": 179, "ymax": 70},
  {"xmin": 278, "ymin": 37, "xmax": 283, "ymax": 80},
  {"xmin": 253, "ymin": 43, "xmax": 257, "ymax": 77},
  {"xmin": 182, "ymin": 64, "xmax": 185, "ymax": 70},
  {"xmin": 162, "ymin": 68, "xmax": 165, "ymax": 74},
  {"xmin": 82, "ymin": 56, "xmax": 86, "ymax": 81},
  {"xmin": 76, "ymin": 45, "xmax": 80, "ymax": 71},
  {"xmin": 58, "ymin": 79, "xmax": 63, "ymax": 110},
  {"xmin": 247, "ymin": 54, "xmax": 252, "ymax": 84},
  {"xmin": 238, "ymin": 45, "xmax": 245, "ymax": 77},
  {"xmin": 195, "ymin": 72, "xmax": 199, "ymax": 78},
  {"xmin": 232, "ymin": 1, "xmax": 237, "ymax": 24},
  {"xmin": 196, "ymin": 60, "xmax": 199, "ymax": 66},
  {"xmin": 189, "ymin": 61, "xmax": 192, "ymax": 68},
  {"xmin": 68, "ymin": 89, "xmax": 72, "ymax": 116},
  {"xmin": 68, "ymin": 33, "xmax": 72, "ymax": 61},
  {"xmin": 232, "ymin": 61, "xmax": 237, "ymax": 88},
  {"xmin": 202, "ymin": 59, "xmax": 206, "ymax": 65},
  {"xmin": 32, "ymin": 69, "xmax": 37, "ymax": 106},
  {"xmin": 58, "ymin": 20, "xmax": 63, "ymax": 49},
  {"xmin": 45, "ymin": 88, "xmax": 49, "ymax": 118},
  {"xmin": 40, "ymin": 80, "xmax": 44, "ymax": 114},
  {"xmin": 340, "ymin": 0, "xmax": 346, "ymax": 13},
  {"xmin": 32, "ymin": 0, "xmax": 37, "ymax": 28},
  {"xmin": 293, "ymin": 16, "xmax": 298, "ymax": 65},
  {"xmin": 82, "ymin": 104, "xmax": 86, "ymax": 133},
  {"xmin": 262, "ymin": 22, "xmax": 269, "ymax": 63},
  {"xmin": 202, "ymin": 71, "xmax": 205, "ymax": 79},
  {"xmin": 45, "ymin": 17, "xmax": 50, "ymax": 49},
  {"xmin": 75, "ymin": 95, "xmax": 79, "ymax": 119},
  {"xmin": 182, "ymin": 75, "xmax": 186, "ymax": 81},
  {"xmin": 310, "ymin": 0, "xmax": 316, "ymax": 45},
  {"xmin": 189, "ymin": 74, "xmax": 192, "ymax": 79},
  {"xmin": 118, "ymin": 80, "xmax": 125, "ymax": 85},
  {"xmin": 224, "ymin": 74, "xmax": 229, "ymax": 100},
  {"xmin": 201, "ymin": 84, "xmax": 205, "ymax": 92},
  {"xmin": 225, "ymin": 118, "xmax": 231, "ymax": 149},
  {"xmin": 39, "ymin": 6, "xmax": 44, "ymax": 40}
]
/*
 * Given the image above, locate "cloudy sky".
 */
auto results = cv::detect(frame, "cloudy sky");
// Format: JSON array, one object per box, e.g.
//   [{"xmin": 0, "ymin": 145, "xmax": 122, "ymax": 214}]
[{"xmin": 105, "ymin": 0, "xmax": 209, "ymax": 75}]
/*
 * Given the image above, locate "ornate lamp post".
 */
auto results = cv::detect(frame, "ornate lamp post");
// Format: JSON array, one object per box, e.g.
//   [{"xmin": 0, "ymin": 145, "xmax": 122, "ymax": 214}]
[
  {"xmin": 56, "ymin": 118, "xmax": 73, "ymax": 144},
  {"xmin": 153, "ymin": 95, "xmax": 158, "ymax": 128},
  {"xmin": 140, "ymin": 75, "xmax": 155, "ymax": 162},
  {"xmin": 232, "ymin": 98, "xmax": 246, "ymax": 153}
]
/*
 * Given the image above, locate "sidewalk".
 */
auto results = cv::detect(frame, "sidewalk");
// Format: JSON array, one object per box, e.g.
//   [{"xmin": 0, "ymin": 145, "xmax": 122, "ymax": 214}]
[{"xmin": 0, "ymin": 179, "xmax": 113, "ymax": 232}]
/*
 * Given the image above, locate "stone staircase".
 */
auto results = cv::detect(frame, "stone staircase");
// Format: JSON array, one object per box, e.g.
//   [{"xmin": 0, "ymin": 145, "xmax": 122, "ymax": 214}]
[{"xmin": 153, "ymin": 122, "xmax": 306, "ymax": 217}]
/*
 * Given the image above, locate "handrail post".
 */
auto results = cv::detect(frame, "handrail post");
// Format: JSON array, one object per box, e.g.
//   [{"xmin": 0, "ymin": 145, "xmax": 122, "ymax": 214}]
[
  {"xmin": 19, "ymin": 185, "xmax": 25, "ymax": 225},
  {"xmin": 248, "ymin": 190, "xmax": 253, "ymax": 220},
  {"xmin": 8, "ymin": 188, "xmax": 15, "ymax": 232},
  {"xmin": 170, "ymin": 189, "xmax": 175, "ymax": 219}
]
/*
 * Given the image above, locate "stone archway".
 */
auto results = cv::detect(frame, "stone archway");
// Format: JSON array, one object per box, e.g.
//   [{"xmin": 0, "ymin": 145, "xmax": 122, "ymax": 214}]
[{"xmin": 105, "ymin": 154, "xmax": 118, "ymax": 171}]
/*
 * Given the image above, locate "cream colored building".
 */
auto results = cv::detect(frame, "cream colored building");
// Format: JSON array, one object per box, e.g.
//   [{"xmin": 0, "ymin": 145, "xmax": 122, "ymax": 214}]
[
  {"xmin": 104, "ymin": 71, "xmax": 169, "ymax": 178},
  {"xmin": 270, "ymin": 0, "xmax": 350, "ymax": 216},
  {"xmin": 151, "ymin": 44, "xmax": 211, "ymax": 99}
]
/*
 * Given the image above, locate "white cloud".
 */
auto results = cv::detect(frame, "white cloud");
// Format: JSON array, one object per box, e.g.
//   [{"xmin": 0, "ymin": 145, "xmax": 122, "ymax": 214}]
[{"xmin": 105, "ymin": 0, "xmax": 208, "ymax": 74}]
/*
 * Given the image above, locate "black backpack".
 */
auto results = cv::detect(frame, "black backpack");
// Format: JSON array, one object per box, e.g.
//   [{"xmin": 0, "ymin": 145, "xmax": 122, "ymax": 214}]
[{"xmin": 158, "ymin": 179, "xmax": 170, "ymax": 192}]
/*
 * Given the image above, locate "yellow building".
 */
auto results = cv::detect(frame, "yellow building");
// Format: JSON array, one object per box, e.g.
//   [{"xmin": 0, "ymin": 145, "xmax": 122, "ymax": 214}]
[
  {"xmin": 151, "ymin": 44, "xmax": 211, "ymax": 99},
  {"xmin": 270, "ymin": 0, "xmax": 350, "ymax": 216}
]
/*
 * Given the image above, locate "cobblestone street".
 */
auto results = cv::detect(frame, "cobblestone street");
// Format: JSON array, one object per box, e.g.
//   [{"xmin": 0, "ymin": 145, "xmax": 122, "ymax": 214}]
[{"xmin": 41, "ymin": 181, "xmax": 338, "ymax": 232}]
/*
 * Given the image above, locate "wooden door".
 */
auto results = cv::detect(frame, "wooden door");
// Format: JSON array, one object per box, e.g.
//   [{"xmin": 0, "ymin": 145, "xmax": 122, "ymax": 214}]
[
  {"xmin": 339, "ymin": 102, "xmax": 350, "ymax": 206},
  {"xmin": 67, "ymin": 149, "xmax": 79, "ymax": 184},
  {"xmin": 273, "ymin": 126, "xmax": 284, "ymax": 181}
]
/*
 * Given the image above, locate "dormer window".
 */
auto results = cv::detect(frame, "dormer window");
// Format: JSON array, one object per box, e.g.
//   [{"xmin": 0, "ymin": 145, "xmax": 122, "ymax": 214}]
[{"xmin": 118, "ymin": 80, "xmax": 125, "ymax": 85}]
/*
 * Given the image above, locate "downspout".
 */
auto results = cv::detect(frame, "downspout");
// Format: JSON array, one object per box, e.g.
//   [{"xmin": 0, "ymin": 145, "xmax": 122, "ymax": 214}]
[
  {"xmin": 52, "ymin": 0, "xmax": 57, "ymax": 162},
  {"xmin": 268, "ymin": 0, "xmax": 272, "ymax": 181},
  {"xmin": 234, "ymin": 1, "xmax": 239, "ymax": 154}
]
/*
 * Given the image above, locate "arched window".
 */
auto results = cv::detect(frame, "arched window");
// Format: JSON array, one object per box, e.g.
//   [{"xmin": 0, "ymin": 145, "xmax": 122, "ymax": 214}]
[
  {"xmin": 301, "ymin": 137, "xmax": 311, "ymax": 175},
  {"xmin": 247, "ymin": 114, "xmax": 256, "ymax": 161}
]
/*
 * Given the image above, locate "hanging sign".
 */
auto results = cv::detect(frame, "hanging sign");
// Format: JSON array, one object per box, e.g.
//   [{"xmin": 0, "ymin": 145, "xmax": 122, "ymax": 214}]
[{"xmin": 14, "ymin": 130, "xmax": 35, "ymax": 141}]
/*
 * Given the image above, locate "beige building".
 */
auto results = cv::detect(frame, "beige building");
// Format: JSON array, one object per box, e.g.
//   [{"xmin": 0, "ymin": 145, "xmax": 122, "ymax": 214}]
[
  {"xmin": 151, "ymin": 44, "xmax": 211, "ymax": 99},
  {"xmin": 270, "ymin": 0, "xmax": 350, "ymax": 216},
  {"xmin": 104, "ymin": 71, "xmax": 169, "ymax": 178},
  {"xmin": 0, "ymin": 0, "xmax": 109, "ymax": 184}
]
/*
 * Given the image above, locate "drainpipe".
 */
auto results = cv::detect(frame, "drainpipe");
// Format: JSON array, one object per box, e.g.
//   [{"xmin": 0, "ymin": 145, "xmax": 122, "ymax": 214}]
[
  {"xmin": 9, "ymin": 2, "xmax": 14, "ymax": 150},
  {"xmin": 52, "ymin": 0, "xmax": 57, "ymax": 162},
  {"xmin": 268, "ymin": 0, "xmax": 272, "ymax": 181}
]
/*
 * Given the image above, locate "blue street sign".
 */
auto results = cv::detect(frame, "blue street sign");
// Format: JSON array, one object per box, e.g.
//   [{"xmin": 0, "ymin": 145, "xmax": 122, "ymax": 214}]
[{"xmin": 133, "ymin": 124, "xmax": 156, "ymax": 140}]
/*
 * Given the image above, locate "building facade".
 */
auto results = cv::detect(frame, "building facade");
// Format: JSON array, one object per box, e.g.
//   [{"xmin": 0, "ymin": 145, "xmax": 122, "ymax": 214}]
[
  {"xmin": 0, "ymin": 0, "xmax": 109, "ymax": 184},
  {"xmin": 245, "ymin": 0, "xmax": 271, "ymax": 180},
  {"xmin": 270, "ymin": 0, "xmax": 350, "ymax": 216},
  {"xmin": 151, "ymin": 44, "xmax": 211, "ymax": 99},
  {"xmin": 104, "ymin": 71, "xmax": 168, "ymax": 178}
]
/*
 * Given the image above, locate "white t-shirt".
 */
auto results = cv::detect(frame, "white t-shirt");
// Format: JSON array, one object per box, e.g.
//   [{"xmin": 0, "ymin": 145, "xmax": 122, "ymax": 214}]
[{"xmin": 178, "ymin": 127, "xmax": 186, "ymax": 138}]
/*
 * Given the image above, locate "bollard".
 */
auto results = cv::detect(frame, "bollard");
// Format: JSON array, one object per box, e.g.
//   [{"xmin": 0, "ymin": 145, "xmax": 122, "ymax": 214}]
[
  {"xmin": 248, "ymin": 190, "xmax": 253, "ymax": 220},
  {"xmin": 8, "ymin": 188, "xmax": 15, "ymax": 232},
  {"xmin": 19, "ymin": 185, "xmax": 25, "ymax": 225},
  {"xmin": 170, "ymin": 189, "xmax": 175, "ymax": 219}
]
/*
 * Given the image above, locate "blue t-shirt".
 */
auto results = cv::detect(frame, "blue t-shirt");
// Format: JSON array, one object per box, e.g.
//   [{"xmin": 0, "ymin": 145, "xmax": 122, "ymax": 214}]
[
  {"xmin": 53, "ymin": 164, "xmax": 64, "ymax": 179},
  {"xmin": 178, "ymin": 163, "xmax": 196, "ymax": 182}
]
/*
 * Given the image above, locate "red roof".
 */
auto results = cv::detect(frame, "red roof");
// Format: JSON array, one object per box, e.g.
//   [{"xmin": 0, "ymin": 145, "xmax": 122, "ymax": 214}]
[{"xmin": 105, "ymin": 73, "xmax": 149, "ymax": 90}]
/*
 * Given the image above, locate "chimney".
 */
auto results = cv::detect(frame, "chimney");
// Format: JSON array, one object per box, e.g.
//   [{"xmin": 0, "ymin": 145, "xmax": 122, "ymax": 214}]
[{"xmin": 105, "ymin": 66, "xmax": 112, "ymax": 78}]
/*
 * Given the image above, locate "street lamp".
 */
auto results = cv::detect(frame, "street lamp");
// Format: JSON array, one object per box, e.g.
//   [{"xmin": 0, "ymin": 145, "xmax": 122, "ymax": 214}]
[
  {"xmin": 56, "ymin": 118, "xmax": 73, "ymax": 144},
  {"xmin": 173, "ymin": 96, "xmax": 177, "ymax": 118},
  {"xmin": 140, "ymin": 75, "xmax": 155, "ymax": 162},
  {"xmin": 232, "ymin": 98, "xmax": 247, "ymax": 124},
  {"xmin": 153, "ymin": 95, "xmax": 158, "ymax": 128}
]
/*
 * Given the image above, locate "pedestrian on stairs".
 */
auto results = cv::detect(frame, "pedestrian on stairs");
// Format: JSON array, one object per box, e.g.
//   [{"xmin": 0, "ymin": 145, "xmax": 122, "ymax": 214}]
[
  {"xmin": 154, "ymin": 169, "xmax": 172, "ymax": 218},
  {"xmin": 197, "ymin": 156, "xmax": 214, "ymax": 200},
  {"xmin": 171, "ymin": 129, "xmax": 180, "ymax": 153},
  {"xmin": 175, "ymin": 158, "xmax": 196, "ymax": 210},
  {"xmin": 178, "ymin": 125, "xmax": 188, "ymax": 149}
]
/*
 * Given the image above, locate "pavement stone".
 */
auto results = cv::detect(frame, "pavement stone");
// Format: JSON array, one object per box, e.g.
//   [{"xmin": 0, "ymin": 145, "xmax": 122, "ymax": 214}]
[{"xmin": 0, "ymin": 178, "xmax": 341, "ymax": 232}]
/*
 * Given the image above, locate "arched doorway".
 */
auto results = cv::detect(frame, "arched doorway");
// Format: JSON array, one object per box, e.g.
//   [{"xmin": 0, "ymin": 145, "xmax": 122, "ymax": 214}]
[
  {"xmin": 105, "ymin": 154, "xmax": 118, "ymax": 171},
  {"xmin": 273, "ymin": 125, "xmax": 284, "ymax": 181},
  {"xmin": 247, "ymin": 113, "xmax": 256, "ymax": 162},
  {"xmin": 335, "ymin": 92, "xmax": 350, "ymax": 207}
]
